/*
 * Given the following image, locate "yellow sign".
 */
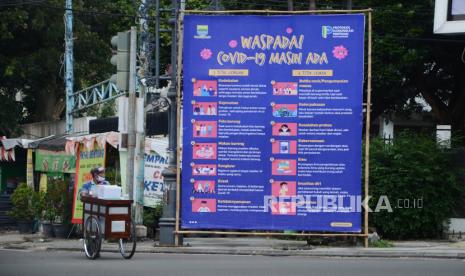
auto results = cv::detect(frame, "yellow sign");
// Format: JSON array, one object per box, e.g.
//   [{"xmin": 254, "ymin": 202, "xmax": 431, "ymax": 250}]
[
  {"xmin": 26, "ymin": 149, "xmax": 34, "ymax": 188},
  {"xmin": 209, "ymin": 69, "xmax": 249, "ymax": 76},
  {"xmin": 71, "ymin": 144, "xmax": 106, "ymax": 224},
  {"xmin": 39, "ymin": 174, "xmax": 47, "ymax": 193},
  {"xmin": 292, "ymin": 70, "xmax": 333, "ymax": 77},
  {"xmin": 330, "ymin": 222, "xmax": 353, "ymax": 227}
]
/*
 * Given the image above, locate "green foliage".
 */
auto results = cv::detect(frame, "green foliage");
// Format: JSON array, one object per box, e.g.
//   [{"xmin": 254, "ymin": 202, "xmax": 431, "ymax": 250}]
[
  {"xmin": 104, "ymin": 167, "xmax": 121, "ymax": 186},
  {"xmin": 143, "ymin": 204, "xmax": 164, "ymax": 231},
  {"xmin": 85, "ymin": 100, "xmax": 116, "ymax": 118},
  {"xmin": 0, "ymin": 0, "xmax": 134, "ymax": 129},
  {"xmin": 369, "ymin": 132, "xmax": 465, "ymax": 239},
  {"xmin": 8, "ymin": 183, "xmax": 41, "ymax": 221},
  {"xmin": 42, "ymin": 197, "xmax": 56, "ymax": 223},
  {"xmin": 99, "ymin": 100, "xmax": 116, "ymax": 118},
  {"xmin": 46, "ymin": 178, "xmax": 72, "ymax": 224},
  {"xmin": 369, "ymin": 239, "xmax": 393, "ymax": 248},
  {"xmin": 1, "ymin": 0, "xmax": 464, "ymax": 133},
  {"xmin": 0, "ymin": 93, "xmax": 23, "ymax": 136}
]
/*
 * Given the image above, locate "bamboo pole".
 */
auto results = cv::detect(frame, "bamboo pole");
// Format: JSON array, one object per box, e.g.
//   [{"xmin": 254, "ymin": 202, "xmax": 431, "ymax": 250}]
[
  {"xmin": 182, "ymin": 9, "xmax": 372, "ymax": 14},
  {"xmin": 175, "ymin": 8, "xmax": 373, "ymax": 244},
  {"xmin": 176, "ymin": 230, "xmax": 368, "ymax": 237},
  {"xmin": 174, "ymin": 10, "xmax": 185, "ymax": 247},
  {"xmin": 363, "ymin": 10, "xmax": 373, "ymax": 248}
]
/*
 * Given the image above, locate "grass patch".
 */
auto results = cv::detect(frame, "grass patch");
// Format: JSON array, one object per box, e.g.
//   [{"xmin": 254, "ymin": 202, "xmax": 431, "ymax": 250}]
[{"xmin": 370, "ymin": 239, "xmax": 394, "ymax": 248}]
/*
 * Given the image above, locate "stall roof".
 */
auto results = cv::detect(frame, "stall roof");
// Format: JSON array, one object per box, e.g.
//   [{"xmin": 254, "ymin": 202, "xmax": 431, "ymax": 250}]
[
  {"xmin": 0, "ymin": 138, "xmax": 36, "ymax": 150},
  {"xmin": 27, "ymin": 135, "xmax": 69, "ymax": 151}
]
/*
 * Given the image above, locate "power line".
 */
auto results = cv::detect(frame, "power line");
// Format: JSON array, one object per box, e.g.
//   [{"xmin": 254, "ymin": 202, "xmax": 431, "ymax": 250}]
[
  {"xmin": 0, "ymin": 0, "xmax": 46, "ymax": 7},
  {"xmin": 1, "ymin": 1, "xmax": 152, "ymax": 20},
  {"xmin": 2, "ymin": 0, "xmax": 436, "ymax": 18},
  {"xmin": 393, "ymin": 37, "xmax": 465, "ymax": 44},
  {"xmin": 36, "ymin": 3, "xmax": 138, "ymax": 19}
]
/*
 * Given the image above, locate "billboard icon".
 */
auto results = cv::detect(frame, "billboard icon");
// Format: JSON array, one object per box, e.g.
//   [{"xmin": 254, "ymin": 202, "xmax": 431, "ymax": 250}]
[
  {"xmin": 196, "ymin": 25, "xmax": 210, "ymax": 38},
  {"xmin": 322, "ymin": 26, "xmax": 333, "ymax": 38}
]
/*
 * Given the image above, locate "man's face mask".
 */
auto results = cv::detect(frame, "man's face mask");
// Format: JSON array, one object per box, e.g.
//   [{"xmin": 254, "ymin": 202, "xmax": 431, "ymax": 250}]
[{"xmin": 96, "ymin": 175, "xmax": 105, "ymax": 183}]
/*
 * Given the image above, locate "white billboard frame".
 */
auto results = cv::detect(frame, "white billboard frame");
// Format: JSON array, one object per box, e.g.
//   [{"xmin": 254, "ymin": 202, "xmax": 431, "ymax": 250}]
[{"xmin": 434, "ymin": 0, "xmax": 465, "ymax": 34}]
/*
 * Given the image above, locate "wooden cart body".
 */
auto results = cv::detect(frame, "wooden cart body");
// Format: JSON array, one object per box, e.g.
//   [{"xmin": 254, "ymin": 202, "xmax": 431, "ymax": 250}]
[{"xmin": 81, "ymin": 196, "xmax": 133, "ymax": 240}]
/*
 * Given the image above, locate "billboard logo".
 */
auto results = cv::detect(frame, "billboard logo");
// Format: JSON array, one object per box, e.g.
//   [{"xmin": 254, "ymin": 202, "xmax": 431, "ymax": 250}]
[
  {"xmin": 195, "ymin": 25, "xmax": 211, "ymax": 39},
  {"xmin": 322, "ymin": 26, "xmax": 333, "ymax": 38},
  {"xmin": 322, "ymin": 25, "xmax": 354, "ymax": 38}
]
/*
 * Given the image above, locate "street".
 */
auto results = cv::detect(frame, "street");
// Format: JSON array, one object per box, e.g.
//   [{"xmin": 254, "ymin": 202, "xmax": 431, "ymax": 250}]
[{"xmin": 0, "ymin": 249, "xmax": 464, "ymax": 276}]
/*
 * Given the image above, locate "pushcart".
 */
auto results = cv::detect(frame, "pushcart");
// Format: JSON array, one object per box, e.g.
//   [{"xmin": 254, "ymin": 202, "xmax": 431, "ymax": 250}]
[{"xmin": 81, "ymin": 195, "xmax": 136, "ymax": 259}]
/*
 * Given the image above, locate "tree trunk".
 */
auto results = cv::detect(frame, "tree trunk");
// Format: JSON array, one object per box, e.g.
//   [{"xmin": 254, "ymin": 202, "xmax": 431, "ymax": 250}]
[
  {"xmin": 347, "ymin": 0, "xmax": 352, "ymax": 10},
  {"xmin": 34, "ymin": 81, "xmax": 65, "ymax": 122},
  {"xmin": 288, "ymin": 0, "xmax": 294, "ymax": 11},
  {"xmin": 416, "ymin": 62, "xmax": 465, "ymax": 132},
  {"xmin": 450, "ymin": 66, "xmax": 465, "ymax": 131},
  {"xmin": 309, "ymin": 0, "xmax": 316, "ymax": 10}
]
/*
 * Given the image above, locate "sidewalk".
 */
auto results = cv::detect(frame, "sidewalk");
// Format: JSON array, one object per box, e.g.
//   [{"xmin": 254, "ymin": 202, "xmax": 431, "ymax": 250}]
[{"xmin": 1, "ymin": 231, "xmax": 464, "ymax": 259}]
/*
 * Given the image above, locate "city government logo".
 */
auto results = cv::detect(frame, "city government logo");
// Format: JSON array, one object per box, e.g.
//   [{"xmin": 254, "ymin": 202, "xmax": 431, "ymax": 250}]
[{"xmin": 195, "ymin": 25, "xmax": 211, "ymax": 39}]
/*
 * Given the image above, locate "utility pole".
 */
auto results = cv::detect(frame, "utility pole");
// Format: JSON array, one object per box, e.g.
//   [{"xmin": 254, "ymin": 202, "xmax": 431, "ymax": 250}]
[
  {"xmin": 127, "ymin": 27, "xmax": 138, "ymax": 222},
  {"xmin": 111, "ymin": 29, "xmax": 136, "ymax": 220},
  {"xmin": 133, "ymin": 0, "xmax": 150, "ymax": 233},
  {"xmin": 65, "ymin": 0, "xmax": 74, "ymax": 133},
  {"xmin": 288, "ymin": 0, "xmax": 294, "ymax": 11},
  {"xmin": 159, "ymin": 0, "xmax": 181, "ymax": 246}
]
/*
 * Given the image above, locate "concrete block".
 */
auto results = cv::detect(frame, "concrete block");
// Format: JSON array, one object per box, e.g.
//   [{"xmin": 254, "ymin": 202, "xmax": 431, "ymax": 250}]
[{"xmin": 136, "ymin": 225, "xmax": 147, "ymax": 239}]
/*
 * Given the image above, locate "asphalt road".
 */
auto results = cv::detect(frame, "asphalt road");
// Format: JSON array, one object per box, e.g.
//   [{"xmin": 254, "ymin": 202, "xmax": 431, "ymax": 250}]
[{"xmin": 1, "ymin": 249, "xmax": 464, "ymax": 276}]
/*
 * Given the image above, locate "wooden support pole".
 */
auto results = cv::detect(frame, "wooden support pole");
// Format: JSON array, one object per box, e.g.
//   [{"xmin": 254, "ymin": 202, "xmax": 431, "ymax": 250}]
[
  {"xmin": 175, "ymin": 8, "xmax": 373, "ymax": 245},
  {"xmin": 364, "ymin": 10, "xmax": 373, "ymax": 248},
  {"xmin": 182, "ymin": 9, "xmax": 373, "ymax": 14},
  {"xmin": 174, "ymin": 6, "xmax": 185, "ymax": 247},
  {"xmin": 176, "ymin": 230, "xmax": 368, "ymax": 237}
]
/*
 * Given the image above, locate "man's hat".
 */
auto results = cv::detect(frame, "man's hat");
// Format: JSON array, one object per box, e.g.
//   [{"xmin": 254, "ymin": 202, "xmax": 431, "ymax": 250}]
[{"xmin": 91, "ymin": 167, "xmax": 105, "ymax": 176}]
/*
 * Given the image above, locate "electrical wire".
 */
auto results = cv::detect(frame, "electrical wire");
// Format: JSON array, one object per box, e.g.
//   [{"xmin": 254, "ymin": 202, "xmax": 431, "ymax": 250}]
[
  {"xmin": 1, "ymin": 0, "xmax": 436, "ymax": 18},
  {"xmin": 1, "ymin": 0, "xmax": 454, "ymax": 43},
  {"xmin": 0, "ymin": 0, "xmax": 46, "ymax": 8}
]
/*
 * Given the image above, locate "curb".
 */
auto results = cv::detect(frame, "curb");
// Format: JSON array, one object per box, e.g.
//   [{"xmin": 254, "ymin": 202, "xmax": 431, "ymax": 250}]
[{"xmin": 5, "ymin": 245, "xmax": 462, "ymax": 260}]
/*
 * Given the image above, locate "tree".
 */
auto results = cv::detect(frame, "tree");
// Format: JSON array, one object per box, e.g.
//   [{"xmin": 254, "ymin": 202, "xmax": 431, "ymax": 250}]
[
  {"xmin": 1, "ymin": 1, "xmax": 71, "ymax": 123},
  {"xmin": 0, "ymin": 93, "xmax": 23, "ymax": 136},
  {"xmin": 0, "ymin": 0, "xmax": 135, "ymax": 136},
  {"xmin": 190, "ymin": 1, "xmax": 465, "ymax": 132},
  {"xmin": 2, "ymin": 0, "xmax": 465, "ymax": 136},
  {"xmin": 318, "ymin": 0, "xmax": 465, "ymax": 133}
]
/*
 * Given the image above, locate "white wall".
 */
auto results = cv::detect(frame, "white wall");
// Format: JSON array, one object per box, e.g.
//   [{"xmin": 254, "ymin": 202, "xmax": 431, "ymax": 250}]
[
  {"xmin": 449, "ymin": 218, "xmax": 465, "ymax": 232},
  {"xmin": 20, "ymin": 117, "xmax": 96, "ymax": 139}
]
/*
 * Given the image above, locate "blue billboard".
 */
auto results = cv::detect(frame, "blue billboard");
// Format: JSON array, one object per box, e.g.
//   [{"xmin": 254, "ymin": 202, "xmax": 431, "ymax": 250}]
[{"xmin": 181, "ymin": 15, "xmax": 365, "ymax": 232}]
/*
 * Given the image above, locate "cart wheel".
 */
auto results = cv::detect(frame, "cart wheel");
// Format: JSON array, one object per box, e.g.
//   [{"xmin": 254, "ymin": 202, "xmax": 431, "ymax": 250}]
[
  {"xmin": 83, "ymin": 216, "xmax": 102, "ymax": 260},
  {"xmin": 118, "ymin": 220, "xmax": 136, "ymax": 259}
]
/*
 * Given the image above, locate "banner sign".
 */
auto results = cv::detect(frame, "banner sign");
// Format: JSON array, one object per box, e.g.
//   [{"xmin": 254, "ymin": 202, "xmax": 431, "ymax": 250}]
[
  {"xmin": 35, "ymin": 149, "xmax": 76, "ymax": 173},
  {"xmin": 26, "ymin": 149, "xmax": 34, "ymax": 188},
  {"xmin": 144, "ymin": 137, "xmax": 169, "ymax": 208},
  {"xmin": 181, "ymin": 15, "xmax": 365, "ymax": 232},
  {"xmin": 39, "ymin": 173, "xmax": 47, "ymax": 193},
  {"xmin": 71, "ymin": 145, "xmax": 106, "ymax": 224}
]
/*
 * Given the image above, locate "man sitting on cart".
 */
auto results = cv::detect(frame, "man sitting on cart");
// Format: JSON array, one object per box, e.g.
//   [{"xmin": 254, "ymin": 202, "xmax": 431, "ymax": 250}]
[{"xmin": 79, "ymin": 167, "xmax": 109, "ymax": 198}]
